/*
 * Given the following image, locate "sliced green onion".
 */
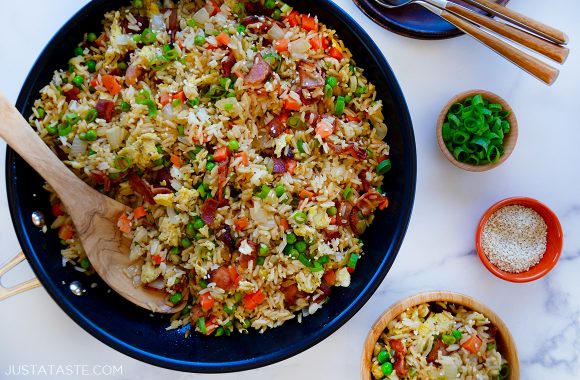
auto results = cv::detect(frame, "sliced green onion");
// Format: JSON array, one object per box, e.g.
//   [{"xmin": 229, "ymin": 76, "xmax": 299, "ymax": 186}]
[
  {"xmin": 36, "ymin": 107, "xmax": 46, "ymax": 118},
  {"xmin": 259, "ymin": 243, "xmax": 269, "ymax": 256},
  {"xmin": 46, "ymin": 124, "xmax": 58, "ymax": 135},
  {"xmin": 228, "ymin": 139, "xmax": 239, "ymax": 151},
  {"xmin": 197, "ymin": 317, "xmax": 206, "ymax": 334},
  {"xmin": 113, "ymin": 155, "xmax": 132, "ymax": 172},
  {"xmin": 326, "ymin": 206, "xmax": 337, "ymax": 216},
  {"xmin": 442, "ymin": 334, "xmax": 456, "ymax": 345},
  {"xmin": 297, "ymin": 138, "xmax": 306, "ymax": 153},
  {"xmin": 169, "ymin": 292, "xmax": 183, "ymax": 304},
  {"xmin": 376, "ymin": 159, "xmax": 391, "ymax": 175},
  {"xmin": 347, "ymin": 253, "xmax": 359, "ymax": 269},
  {"xmin": 298, "ymin": 254, "xmax": 311, "ymax": 267},
  {"xmin": 194, "ymin": 35, "xmax": 206, "ymax": 46},
  {"xmin": 326, "ymin": 76, "xmax": 337, "ymax": 88},
  {"xmin": 65, "ymin": 113, "xmax": 79, "ymax": 125},
  {"xmin": 141, "ymin": 28, "xmax": 157, "ymax": 44},
  {"xmin": 335, "ymin": 96, "xmax": 345, "ymax": 116},
  {"xmin": 58, "ymin": 124, "xmax": 72, "ymax": 137},
  {"xmin": 120, "ymin": 101, "xmax": 131, "ymax": 112},
  {"xmin": 343, "ymin": 186, "xmax": 353, "ymax": 200},
  {"xmin": 288, "ymin": 115, "xmax": 302, "ymax": 129},
  {"xmin": 256, "ymin": 185, "xmax": 270, "ymax": 199}
]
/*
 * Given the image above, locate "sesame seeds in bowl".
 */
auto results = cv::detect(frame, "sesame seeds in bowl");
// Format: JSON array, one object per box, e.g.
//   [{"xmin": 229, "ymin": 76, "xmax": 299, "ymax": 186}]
[{"xmin": 476, "ymin": 197, "xmax": 563, "ymax": 283}]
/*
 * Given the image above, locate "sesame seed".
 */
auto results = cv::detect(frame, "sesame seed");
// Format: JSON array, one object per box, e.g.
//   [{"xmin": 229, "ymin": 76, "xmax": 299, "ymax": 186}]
[{"xmin": 481, "ymin": 205, "xmax": 547, "ymax": 273}]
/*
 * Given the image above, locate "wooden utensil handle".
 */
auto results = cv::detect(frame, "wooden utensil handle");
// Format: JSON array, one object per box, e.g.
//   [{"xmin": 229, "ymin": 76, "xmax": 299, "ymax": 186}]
[
  {"xmin": 462, "ymin": 0, "xmax": 568, "ymax": 45},
  {"xmin": 437, "ymin": 9, "xmax": 559, "ymax": 85},
  {"xmin": 446, "ymin": 2, "xmax": 569, "ymax": 64},
  {"xmin": 0, "ymin": 93, "xmax": 93, "ymax": 199}
]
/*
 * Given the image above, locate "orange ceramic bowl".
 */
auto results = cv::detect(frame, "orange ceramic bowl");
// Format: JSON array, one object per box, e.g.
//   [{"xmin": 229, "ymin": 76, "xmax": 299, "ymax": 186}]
[{"xmin": 475, "ymin": 197, "xmax": 563, "ymax": 283}]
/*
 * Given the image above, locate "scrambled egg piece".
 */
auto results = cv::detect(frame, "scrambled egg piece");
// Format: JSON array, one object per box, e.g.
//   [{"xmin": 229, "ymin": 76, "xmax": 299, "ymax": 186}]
[
  {"xmin": 118, "ymin": 132, "xmax": 162, "ymax": 168},
  {"xmin": 174, "ymin": 187, "xmax": 198, "ymax": 212},
  {"xmin": 308, "ymin": 206, "xmax": 331, "ymax": 230},
  {"xmin": 141, "ymin": 260, "xmax": 161, "ymax": 283},
  {"xmin": 295, "ymin": 269, "xmax": 322, "ymax": 294},
  {"xmin": 335, "ymin": 267, "xmax": 351, "ymax": 287},
  {"xmin": 157, "ymin": 216, "xmax": 180, "ymax": 247},
  {"xmin": 154, "ymin": 193, "xmax": 174, "ymax": 207}
]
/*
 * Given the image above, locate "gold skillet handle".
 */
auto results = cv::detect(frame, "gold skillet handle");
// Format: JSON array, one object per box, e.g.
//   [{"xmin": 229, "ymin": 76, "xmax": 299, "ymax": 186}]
[{"xmin": 0, "ymin": 251, "xmax": 41, "ymax": 301}]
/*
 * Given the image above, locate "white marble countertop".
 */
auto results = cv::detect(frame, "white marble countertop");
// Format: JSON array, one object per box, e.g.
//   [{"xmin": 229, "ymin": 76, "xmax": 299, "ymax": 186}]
[{"xmin": 1, "ymin": 0, "xmax": 579, "ymax": 379}]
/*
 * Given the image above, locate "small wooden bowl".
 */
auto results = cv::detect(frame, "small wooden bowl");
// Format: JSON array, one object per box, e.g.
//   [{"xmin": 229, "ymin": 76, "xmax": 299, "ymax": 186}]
[
  {"xmin": 476, "ymin": 197, "xmax": 563, "ymax": 283},
  {"xmin": 361, "ymin": 291, "xmax": 519, "ymax": 380},
  {"xmin": 436, "ymin": 90, "xmax": 518, "ymax": 172}
]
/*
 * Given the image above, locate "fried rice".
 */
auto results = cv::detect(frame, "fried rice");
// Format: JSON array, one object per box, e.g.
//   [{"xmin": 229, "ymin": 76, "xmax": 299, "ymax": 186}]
[
  {"xmin": 371, "ymin": 302, "xmax": 509, "ymax": 379},
  {"xmin": 29, "ymin": 0, "xmax": 391, "ymax": 336}
]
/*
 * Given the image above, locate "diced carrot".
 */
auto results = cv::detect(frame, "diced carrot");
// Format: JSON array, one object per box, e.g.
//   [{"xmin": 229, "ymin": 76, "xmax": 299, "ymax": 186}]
[
  {"xmin": 242, "ymin": 289, "xmax": 266, "ymax": 310},
  {"xmin": 323, "ymin": 270, "xmax": 336, "ymax": 286},
  {"xmin": 199, "ymin": 292, "xmax": 215, "ymax": 312},
  {"xmin": 58, "ymin": 224, "xmax": 75, "ymax": 241},
  {"xmin": 235, "ymin": 151, "xmax": 249, "ymax": 166},
  {"xmin": 285, "ymin": 159, "xmax": 297, "ymax": 175},
  {"xmin": 315, "ymin": 120, "xmax": 334, "ymax": 139},
  {"xmin": 117, "ymin": 213, "xmax": 132, "ymax": 233},
  {"xmin": 329, "ymin": 216, "xmax": 337, "ymax": 225},
  {"xmin": 280, "ymin": 218, "xmax": 289, "ymax": 231},
  {"xmin": 159, "ymin": 92, "xmax": 172, "ymax": 106},
  {"xmin": 309, "ymin": 34, "xmax": 322, "ymax": 50},
  {"xmin": 204, "ymin": 315, "xmax": 218, "ymax": 335},
  {"xmin": 301, "ymin": 14, "xmax": 318, "ymax": 31},
  {"xmin": 321, "ymin": 36, "xmax": 330, "ymax": 49},
  {"xmin": 90, "ymin": 78, "xmax": 99, "ymax": 88},
  {"xmin": 216, "ymin": 31, "xmax": 231, "ymax": 46},
  {"xmin": 274, "ymin": 38, "xmax": 289, "ymax": 53},
  {"xmin": 133, "ymin": 205, "xmax": 147, "ymax": 219},
  {"xmin": 345, "ymin": 114, "xmax": 361, "ymax": 123},
  {"xmin": 462, "ymin": 335, "xmax": 483, "ymax": 354},
  {"xmin": 173, "ymin": 91, "xmax": 186, "ymax": 103},
  {"xmin": 234, "ymin": 217, "xmax": 249, "ymax": 231},
  {"xmin": 51, "ymin": 203, "xmax": 65, "ymax": 217},
  {"xmin": 205, "ymin": 0, "xmax": 220, "ymax": 16},
  {"xmin": 284, "ymin": 97, "xmax": 302, "ymax": 111},
  {"xmin": 213, "ymin": 146, "xmax": 229, "ymax": 162},
  {"xmin": 227, "ymin": 266, "xmax": 240, "ymax": 287},
  {"xmin": 94, "ymin": 33, "xmax": 108, "ymax": 48},
  {"xmin": 299, "ymin": 189, "xmax": 314, "ymax": 199},
  {"xmin": 170, "ymin": 154, "xmax": 182, "ymax": 168},
  {"xmin": 328, "ymin": 47, "xmax": 343, "ymax": 60},
  {"xmin": 286, "ymin": 11, "xmax": 300, "ymax": 27},
  {"xmin": 151, "ymin": 254, "xmax": 163, "ymax": 265},
  {"xmin": 379, "ymin": 198, "xmax": 389, "ymax": 210},
  {"xmin": 101, "ymin": 75, "xmax": 122, "ymax": 96}
]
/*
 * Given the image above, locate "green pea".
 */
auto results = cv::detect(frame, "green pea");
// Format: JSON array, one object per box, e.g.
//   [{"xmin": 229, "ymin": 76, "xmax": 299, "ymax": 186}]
[
  {"xmin": 377, "ymin": 350, "xmax": 389, "ymax": 364},
  {"xmin": 206, "ymin": 161, "xmax": 216, "ymax": 171},
  {"xmin": 326, "ymin": 76, "xmax": 337, "ymax": 88},
  {"xmin": 381, "ymin": 362, "xmax": 393, "ymax": 376},
  {"xmin": 256, "ymin": 256, "xmax": 266, "ymax": 266},
  {"xmin": 194, "ymin": 35, "xmax": 206, "ymax": 46},
  {"xmin": 264, "ymin": 0, "xmax": 276, "ymax": 9},
  {"xmin": 80, "ymin": 258, "xmax": 91, "ymax": 269},
  {"xmin": 87, "ymin": 32, "xmax": 97, "ymax": 42},
  {"xmin": 132, "ymin": 0, "xmax": 143, "ymax": 8},
  {"xmin": 199, "ymin": 279, "xmax": 208, "ymax": 289},
  {"xmin": 293, "ymin": 211, "xmax": 307, "ymax": 224},
  {"xmin": 242, "ymin": 318, "xmax": 251, "ymax": 329},
  {"xmin": 452, "ymin": 330, "xmax": 462, "ymax": 340},
  {"xmin": 181, "ymin": 237, "xmax": 192, "ymax": 248},
  {"xmin": 259, "ymin": 243, "xmax": 269, "ymax": 256},
  {"xmin": 170, "ymin": 247, "xmax": 180, "ymax": 255},
  {"xmin": 46, "ymin": 124, "xmax": 58, "ymax": 135},
  {"xmin": 295, "ymin": 241, "xmax": 307, "ymax": 253},
  {"xmin": 228, "ymin": 139, "xmax": 239, "ymax": 152},
  {"xmin": 286, "ymin": 232, "xmax": 297, "ymax": 244},
  {"xmin": 187, "ymin": 19, "xmax": 196, "ymax": 28},
  {"xmin": 224, "ymin": 304, "xmax": 236, "ymax": 314},
  {"xmin": 117, "ymin": 61, "xmax": 128, "ymax": 71},
  {"xmin": 74, "ymin": 46, "xmax": 84, "ymax": 56},
  {"xmin": 186, "ymin": 223, "xmax": 195, "ymax": 237},
  {"xmin": 289, "ymin": 249, "xmax": 299, "ymax": 259},
  {"xmin": 36, "ymin": 107, "xmax": 46, "ymax": 119},
  {"xmin": 272, "ymin": 9, "xmax": 282, "ymax": 20},
  {"xmin": 120, "ymin": 101, "xmax": 131, "ymax": 112},
  {"xmin": 236, "ymin": 25, "xmax": 246, "ymax": 34},
  {"xmin": 193, "ymin": 217, "xmax": 205, "ymax": 230},
  {"xmin": 87, "ymin": 60, "xmax": 97, "ymax": 73},
  {"xmin": 72, "ymin": 75, "xmax": 84, "ymax": 87},
  {"xmin": 177, "ymin": 124, "xmax": 185, "ymax": 136},
  {"xmin": 326, "ymin": 206, "xmax": 337, "ymax": 216}
]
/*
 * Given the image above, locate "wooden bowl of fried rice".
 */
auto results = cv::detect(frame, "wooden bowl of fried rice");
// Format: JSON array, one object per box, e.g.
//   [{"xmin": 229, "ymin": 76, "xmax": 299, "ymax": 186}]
[{"xmin": 361, "ymin": 291, "xmax": 519, "ymax": 379}]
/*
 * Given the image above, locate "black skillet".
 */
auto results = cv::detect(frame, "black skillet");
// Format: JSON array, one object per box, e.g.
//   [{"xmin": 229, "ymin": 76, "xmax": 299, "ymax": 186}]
[{"xmin": 6, "ymin": 0, "xmax": 416, "ymax": 372}]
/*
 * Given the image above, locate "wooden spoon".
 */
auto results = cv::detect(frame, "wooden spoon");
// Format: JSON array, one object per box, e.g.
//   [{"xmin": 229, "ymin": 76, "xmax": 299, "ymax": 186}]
[{"xmin": 0, "ymin": 93, "xmax": 183, "ymax": 313}]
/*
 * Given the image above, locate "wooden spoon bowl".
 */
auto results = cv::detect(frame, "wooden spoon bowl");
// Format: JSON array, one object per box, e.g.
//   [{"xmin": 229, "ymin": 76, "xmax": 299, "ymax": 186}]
[
  {"xmin": 0, "ymin": 93, "xmax": 182, "ymax": 313},
  {"xmin": 361, "ymin": 291, "xmax": 519, "ymax": 379},
  {"xmin": 436, "ymin": 89, "xmax": 518, "ymax": 172}
]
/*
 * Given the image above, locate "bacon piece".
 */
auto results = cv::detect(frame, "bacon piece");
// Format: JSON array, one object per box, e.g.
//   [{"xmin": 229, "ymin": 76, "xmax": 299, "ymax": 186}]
[
  {"xmin": 349, "ymin": 207, "xmax": 366, "ymax": 235},
  {"xmin": 266, "ymin": 115, "xmax": 286, "ymax": 138},
  {"xmin": 356, "ymin": 190, "xmax": 388, "ymax": 217},
  {"xmin": 91, "ymin": 170, "xmax": 112, "ymax": 192},
  {"xmin": 154, "ymin": 167, "xmax": 173, "ymax": 189},
  {"xmin": 242, "ymin": 15, "xmax": 274, "ymax": 32},
  {"xmin": 344, "ymin": 143, "xmax": 368, "ymax": 160},
  {"xmin": 210, "ymin": 266, "xmax": 238, "ymax": 291},
  {"xmin": 217, "ymin": 159, "xmax": 229, "ymax": 202},
  {"xmin": 151, "ymin": 186, "xmax": 172, "ymax": 195},
  {"xmin": 201, "ymin": 198, "xmax": 219, "ymax": 225},
  {"xmin": 167, "ymin": 8, "xmax": 178, "ymax": 41},
  {"xmin": 244, "ymin": 53, "xmax": 272, "ymax": 85},
  {"xmin": 96, "ymin": 99, "xmax": 114, "ymax": 122},
  {"xmin": 390, "ymin": 339, "xmax": 409, "ymax": 377},
  {"xmin": 272, "ymin": 157, "xmax": 286, "ymax": 173},
  {"xmin": 427, "ymin": 339, "xmax": 447, "ymax": 364},
  {"xmin": 218, "ymin": 225, "xmax": 236, "ymax": 251},
  {"xmin": 221, "ymin": 50, "xmax": 236, "ymax": 77},
  {"xmin": 281, "ymin": 283, "xmax": 299, "ymax": 306},
  {"xmin": 64, "ymin": 87, "xmax": 81, "ymax": 102},
  {"xmin": 128, "ymin": 173, "xmax": 155, "ymax": 204},
  {"xmin": 190, "ymin": 304, "xmax": 207, "ymax": 322},
  {"xmin": 121, "ymin": 15, "xmax": 149, "ymax": 34},
  {"xmin": 205, "ymin": 0, "xmax": 220, "ymax": 16},
  {"xmin": 298, "ymin": 61, "xmax": 324, "ymax": 90},
  {"xmin": 304, "ymin": 112, "xmax": 320, "ymax": 128},
  {"xmin": 239, "ymin": 240, "xmax": 258, "ymax": 269}
]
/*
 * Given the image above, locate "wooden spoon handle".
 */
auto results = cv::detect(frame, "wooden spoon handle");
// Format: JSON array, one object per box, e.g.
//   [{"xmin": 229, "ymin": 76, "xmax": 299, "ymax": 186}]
[
  {"xmin": 435, "ymin": 9, "xmax": 559, "ymax": 85},
  {"xmin": 461, "ymin": 0, "xmax": 569, "ymax": 46},
  {"xmin": 445, "ymin": 2, "xmax": 569, "ymax": 64},
  {"xmin": 0, "ymin": 93, "xmax": 92, "ymax": 199}
]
